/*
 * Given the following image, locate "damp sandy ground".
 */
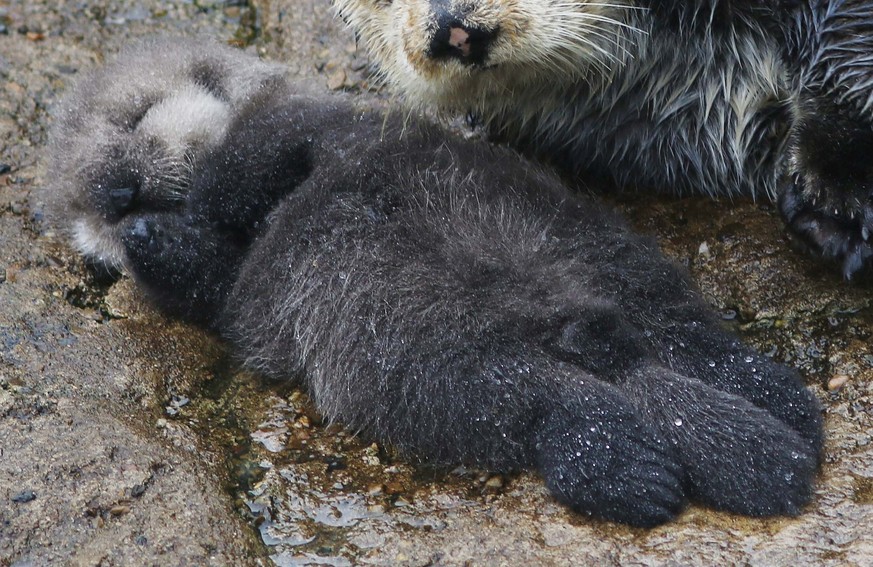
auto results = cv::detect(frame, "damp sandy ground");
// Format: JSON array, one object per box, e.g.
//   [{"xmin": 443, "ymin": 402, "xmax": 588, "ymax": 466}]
[{"xmin": 1, "ymin": 1, "xmax": 871, "ymax": 565}]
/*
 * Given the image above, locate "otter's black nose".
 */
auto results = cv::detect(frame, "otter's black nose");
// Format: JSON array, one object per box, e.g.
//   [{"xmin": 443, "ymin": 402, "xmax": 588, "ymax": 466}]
[
  {"xmin": 109, "ymin": 186, "xmax": 138, "ymax": 214},
  {"xmin": 427, "ymin": 6, "xmax": 497, "ymax": 65}
]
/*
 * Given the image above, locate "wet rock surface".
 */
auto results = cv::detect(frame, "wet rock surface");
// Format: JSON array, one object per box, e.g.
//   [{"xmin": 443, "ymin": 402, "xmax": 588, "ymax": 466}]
[{"xmin": 1, "ymin": 0, "xmax": 871, "ymax": 565}]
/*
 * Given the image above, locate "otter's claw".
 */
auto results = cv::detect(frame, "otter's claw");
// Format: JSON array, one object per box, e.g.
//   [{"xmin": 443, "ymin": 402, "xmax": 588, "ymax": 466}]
[{"xmin": 778, "ymin": 174, "xmax": 873, "ymax": 279}]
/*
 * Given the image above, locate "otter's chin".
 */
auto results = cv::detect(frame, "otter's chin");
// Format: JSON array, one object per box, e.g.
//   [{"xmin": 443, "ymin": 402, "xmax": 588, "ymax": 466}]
[{"xmin": 71, "ymin": 218, "xmax": 126, "ymax": 274}]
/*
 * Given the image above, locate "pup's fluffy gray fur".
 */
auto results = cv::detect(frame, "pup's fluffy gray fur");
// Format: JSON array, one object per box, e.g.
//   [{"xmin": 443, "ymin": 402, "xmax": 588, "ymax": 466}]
[
  {"xmin": 333, "ymin": 0, "xmax": 873, "ymax": 277},
  {"xmin": 44, "ymin": 38, "xmax": 823, "ymax": 528}
]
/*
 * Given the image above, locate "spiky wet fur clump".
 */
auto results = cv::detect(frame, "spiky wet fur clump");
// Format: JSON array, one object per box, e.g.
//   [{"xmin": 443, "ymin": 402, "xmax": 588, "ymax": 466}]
[
  {"xmin": 45, "ymin": 39, "xmax": 823, "ymax": 527},
  {"xmin": 333, "ymin": 0, "xmax": 873, "ymax": 277}
]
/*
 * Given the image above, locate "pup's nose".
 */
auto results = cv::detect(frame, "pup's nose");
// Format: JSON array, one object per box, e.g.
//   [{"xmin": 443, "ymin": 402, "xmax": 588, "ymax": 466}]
[
  {"xmin": 109, "ymin": 186, "xmax": 138, "ymax": 215},
  {"xmin": 427, "ymin": 7, "xmax": 497, "ymax": 65}
]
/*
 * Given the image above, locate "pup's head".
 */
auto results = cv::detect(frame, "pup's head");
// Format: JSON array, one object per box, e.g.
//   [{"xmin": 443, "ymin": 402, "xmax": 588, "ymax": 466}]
[
  {"xmin": 44, "ymin": 37, "xmax": 287, "ymax": 272},
  {"xmin": 333, "ymin": 0, "xmax": 638, "ymax": 112}
]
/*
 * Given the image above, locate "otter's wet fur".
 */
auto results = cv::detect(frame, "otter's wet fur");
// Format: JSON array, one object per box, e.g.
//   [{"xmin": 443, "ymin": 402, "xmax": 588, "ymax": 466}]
[
  {"xmin": 44, "ymin": 39, "xmax": 823, "ymax": 527},
  {"xmin": 333, "ymin": 0, "xmax": 873, "ymax": 277}
]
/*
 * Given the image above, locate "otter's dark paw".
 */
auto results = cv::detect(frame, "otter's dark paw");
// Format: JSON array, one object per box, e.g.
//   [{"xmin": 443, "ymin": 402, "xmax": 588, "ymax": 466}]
[
  {"xmin": 120, "ymin": 215, "xmax": 241, "ymax": 325},
  {"xmin": 121, "ymin": 215, "xmax": 201, "ymax": 293},
  {"xmin": 124, "ymin": 217, "xmax": 170, "ymax": 256},
  {"xmin": 779, "ymin": 91, "xmax": 873, "ymax": 279},
  {"xmin": 779, "ymin": 174, "xmax": 872, "ymax": 279},
  {"xmin": 535, "ymin": 404, "xmax": 686, "ymax": 528}
]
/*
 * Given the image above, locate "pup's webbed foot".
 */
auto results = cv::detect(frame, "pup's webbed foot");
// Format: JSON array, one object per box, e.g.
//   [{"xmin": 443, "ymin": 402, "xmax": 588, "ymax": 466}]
[
  {"xmin": 652, "ymin": 323, "xmax": 824, "ymax": 458},
  {"xmin": 536, "ymin": 300, "xmax": 820, "ymax": 522},
  {"xmin": 121, "ymin": 214, "xmax": 243, "ymax": 326},
  {"xmin": 535, "ymin": 389, "xmax": 686, "ymax": 528},
  {"xmin": 622, "ymin": 368, "xmax": 819, "ymax": 518}
]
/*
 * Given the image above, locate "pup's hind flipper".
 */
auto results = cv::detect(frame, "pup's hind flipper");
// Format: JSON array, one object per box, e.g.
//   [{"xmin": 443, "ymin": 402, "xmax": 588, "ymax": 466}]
[
  {"xmin": 622, "ymin": 366, "xmax": 819, "ymax": 517},
  {"xmin": 534, "ymin": 377, "xmax": 686, "ymax": 528}
]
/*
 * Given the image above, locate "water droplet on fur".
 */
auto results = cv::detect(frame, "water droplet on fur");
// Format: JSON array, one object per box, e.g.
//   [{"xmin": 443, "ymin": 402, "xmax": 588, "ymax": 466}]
[
  {"xmin": 673, "ymin": 418, "xmax": 683, "ymax": 427},
  {"xmin": 744, "ymin": 356, "xmax": 754, "ymax": 363},
  {"xmin": 784, "ymin": 472, "xmax": 795, "ymax": 482},
  {"xmin": 707, "ymin": 360, "xmax": 716, "ymax": 368},
  {"xmin": 575, "ymin": 451, "xmax": 581, "ymax": 457},
  {"xmin": 791, "ymin": 451, "xmax": 801, "ymax": 460}
]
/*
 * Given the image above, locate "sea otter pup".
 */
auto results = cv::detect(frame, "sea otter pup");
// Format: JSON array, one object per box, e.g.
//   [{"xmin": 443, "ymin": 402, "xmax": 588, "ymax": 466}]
[
  {"xmin": 45, "ymin": 38, "xmax": 823, "ymax": 527},
  {"xmin": 332, "ymin": 0, "xmax": 873, "ymax": 277}
]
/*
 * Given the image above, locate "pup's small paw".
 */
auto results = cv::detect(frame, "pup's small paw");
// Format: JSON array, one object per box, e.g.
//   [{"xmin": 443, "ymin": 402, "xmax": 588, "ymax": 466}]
[
  {"xmin": 119, "ymin": 214, "xmax": 204, "ymax": 282},
  {"xmin": 123, "ymin": 217, "xmax": 171, "ymax": 258}
]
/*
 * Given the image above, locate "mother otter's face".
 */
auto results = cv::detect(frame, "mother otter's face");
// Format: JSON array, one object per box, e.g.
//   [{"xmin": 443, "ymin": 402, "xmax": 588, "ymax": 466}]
[{"xmin": 333, "ymin": 0, "xmax": 637, "ymax": 110}]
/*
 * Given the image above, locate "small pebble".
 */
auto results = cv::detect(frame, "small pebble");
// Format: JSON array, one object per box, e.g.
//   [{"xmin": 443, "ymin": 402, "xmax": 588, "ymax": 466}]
[
  {"xmin": 324, "ymin": 456, "xmax": 346, "ymax": 473},
  {"xmin": 109, "ymin": 505, "xmax": 130, "ymax": 516},
  {"xmin": 293, "ymin": 415, "xmax": 311, "ymax": 428},
  {"xmin": 12, "ymin": 490, "xmax": 36, "ymax": 503},
  {"xmin": 327, "ymin": 69, "xmax": 347, "ymax": 90},
  {"xmin": 367, "ymin": 483, "xmax": 384, "ymax": 496},
  {"xmin": 0, "ymin": 163, "xmax": 10, "ymax": 174},
  {"xmin": 828, "ymin": 374, "xmax": 850, "ymax": 392},
  {"xmin": 362, "ymin": 455, "xmax": 381, "ymax": 466},
  {"xmin": 484, "ymin": 475, "xmax": 504, "ymax": 489}
]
